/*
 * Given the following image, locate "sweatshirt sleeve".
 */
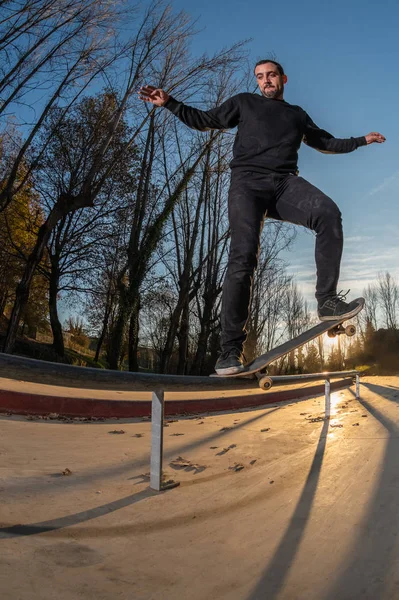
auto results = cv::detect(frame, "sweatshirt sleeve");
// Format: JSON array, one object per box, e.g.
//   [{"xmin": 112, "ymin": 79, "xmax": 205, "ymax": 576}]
[
  {"xmin": 303, "ymin": 113, "xmax": 367, "ymax": 154},
  {"xmin": 164, "ymin": 95, "xmax": 240, "ymax": 131}
]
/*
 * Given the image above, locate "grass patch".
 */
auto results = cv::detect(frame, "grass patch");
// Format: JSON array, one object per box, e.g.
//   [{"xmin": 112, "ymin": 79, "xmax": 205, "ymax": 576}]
[{"xmin": 0, "ymin": 334, "xmax": 108, "ymax": 369}]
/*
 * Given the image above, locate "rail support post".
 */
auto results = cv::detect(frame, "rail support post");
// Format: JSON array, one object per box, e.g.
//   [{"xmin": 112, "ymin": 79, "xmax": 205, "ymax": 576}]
[
  {"xmin": 355, "ymin": 373, "xmax": 360, "ymax": 399},
  {"xmin": 325, "ymin": 378, "xmax": 331, "ymax": 419},
  {"xmin": 150, "ymin": 389, "xmax": 164, "ymax": 491}
]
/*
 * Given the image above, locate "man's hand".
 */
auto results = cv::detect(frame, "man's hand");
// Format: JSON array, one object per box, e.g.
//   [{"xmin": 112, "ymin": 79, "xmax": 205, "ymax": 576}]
[
  {"xmin": 138, "ymin": 85, "xmax": 170, "ymax": 107},
  {"xmin": 365, "ymin": 132, "xmax": 386, "ymax": 145}
]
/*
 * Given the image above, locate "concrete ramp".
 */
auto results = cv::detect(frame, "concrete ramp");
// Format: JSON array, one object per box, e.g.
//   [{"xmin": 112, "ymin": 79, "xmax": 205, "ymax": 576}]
[{"xmin": 1, "ymin": 376, "xmax": 399, "ymax": 599}]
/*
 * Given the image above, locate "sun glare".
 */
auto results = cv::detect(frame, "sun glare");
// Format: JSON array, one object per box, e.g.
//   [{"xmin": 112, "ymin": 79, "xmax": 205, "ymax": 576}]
[{"xmin": 323, "ymin": 333, "xmax": 338, "ymax": 349}]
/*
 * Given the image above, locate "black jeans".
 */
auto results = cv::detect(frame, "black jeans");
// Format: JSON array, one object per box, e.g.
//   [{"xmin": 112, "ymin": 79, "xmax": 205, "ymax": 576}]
[{"xmin": 220, "ymin": 170, "xmax": 343, "ymax": 353}]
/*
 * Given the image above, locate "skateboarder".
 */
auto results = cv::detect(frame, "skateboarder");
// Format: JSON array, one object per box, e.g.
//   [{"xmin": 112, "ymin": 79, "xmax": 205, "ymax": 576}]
[{"xmin": 139, "ymin": 59, "xmax": 385, "ymax": 375}]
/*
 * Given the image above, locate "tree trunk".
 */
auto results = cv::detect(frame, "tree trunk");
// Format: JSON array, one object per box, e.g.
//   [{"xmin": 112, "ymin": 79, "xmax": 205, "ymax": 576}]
[
  {"xmin": 128, "ymin": 296, "xmax": 140, "ymax": 372},
  {"xmin": 94, "ymin": 285, "xmax": 115, "ymax": 363},
  {"xmin": 208, "ymin": 327, "xmax": 221, "ymax": 374},
  {"xmin": 297, "ymin": 346, "xmax": 304, "ymax": 374},
  {"xmin": 191, "ymin": 298, "xmax": 213, "ymax": 375},
  {"xmin": 48, "ymin": 264, "xmax": 64, "ymax": 356},
  {"xmin": 177, "ymin": 300, "xmax": 189, "ymax": 374},
  {"xmin": 288, "ymin": 350, "xmax": 295, "ymax": 373},
  {"xmin": 317, "ymin": 335, "xmax": 324, "ymax": 370},
  {"xmin": 95, "ymin": 307, "xmax": 110, "ymax": 363},
  {"xmin": 160, "ymin": 301, "xmax": 183, "ymax": 373},
  {"xmin": 3, "ymin": 222, "xmax": 51, "ymax": 353},
  {"xmin": 107, "ymin": 288, "xmax": 130, "ymax": 369},
  {"xmin": 107, "ymin": 281, "xmax": 141, "ymax": 371},
  {"xmin": 0, "ymin": 290, "xmax": 8, "ymax": 317},
  {"xmin": 337, "ymin": 334, "xmax": 343, "ymax": 370}
]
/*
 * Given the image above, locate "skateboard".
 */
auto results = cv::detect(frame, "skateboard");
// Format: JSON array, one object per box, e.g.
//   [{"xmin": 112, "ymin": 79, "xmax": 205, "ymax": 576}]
[{"xmin": 212, "ymin": 298, "xmax": 364, "ymax": 390}]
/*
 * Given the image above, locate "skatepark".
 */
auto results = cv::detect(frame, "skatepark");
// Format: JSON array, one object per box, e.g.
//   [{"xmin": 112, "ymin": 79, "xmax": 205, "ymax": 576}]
[
  {"xmin": 1, "ymin": 1, "xmax": 397, "ymax": 598},
  {"xmin": 1, "ymin": 354, "xmax": 399, "ymax": 599}
]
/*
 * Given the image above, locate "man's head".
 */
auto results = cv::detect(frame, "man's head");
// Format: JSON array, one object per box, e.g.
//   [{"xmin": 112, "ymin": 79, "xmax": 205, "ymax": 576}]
[{"xmin": 254, "ymin": 60, "xmax": 287, "ymax": 100}]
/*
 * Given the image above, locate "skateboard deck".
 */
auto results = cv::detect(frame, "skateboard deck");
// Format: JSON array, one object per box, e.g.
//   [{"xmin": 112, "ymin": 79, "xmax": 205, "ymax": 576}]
[{"xmin": 212, "ymin": 298, "xmax": 365, "ymax": 387}]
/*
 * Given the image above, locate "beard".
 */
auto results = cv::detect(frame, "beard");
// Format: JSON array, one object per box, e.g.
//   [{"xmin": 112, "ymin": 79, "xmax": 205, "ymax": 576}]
[{"xmin": 262, "ymin": 86, "xmax": 281, "ymax": 99}]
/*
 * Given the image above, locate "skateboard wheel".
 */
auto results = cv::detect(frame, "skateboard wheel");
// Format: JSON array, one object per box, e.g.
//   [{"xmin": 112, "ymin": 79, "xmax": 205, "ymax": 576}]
[
  {"xmin": 327, "ymin": 329, "xmax": 336, "ymax": 338},
  {"xmin": 259, "ymin": 376, "xmax": 273, "ymax": 391},
  {"xmin": 345, "ymin": 325, "xmax": 356, "ymax": 337}
]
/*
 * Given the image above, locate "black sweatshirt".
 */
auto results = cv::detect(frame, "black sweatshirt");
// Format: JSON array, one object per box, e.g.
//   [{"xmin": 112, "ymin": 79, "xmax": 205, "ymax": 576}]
[{"xmin": 165, "ymin": 93, "xmax": 367, "ymax": 175}]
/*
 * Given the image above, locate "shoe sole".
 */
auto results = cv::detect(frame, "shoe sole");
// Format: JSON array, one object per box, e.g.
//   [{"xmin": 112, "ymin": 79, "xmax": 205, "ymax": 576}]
[
  {"xmin": 318, "ymin": 298, "xmax": 365, "ymax": 322},
  {"xmin": 215, "ymin": 365, "xmax": 245, "ymax": 376}
]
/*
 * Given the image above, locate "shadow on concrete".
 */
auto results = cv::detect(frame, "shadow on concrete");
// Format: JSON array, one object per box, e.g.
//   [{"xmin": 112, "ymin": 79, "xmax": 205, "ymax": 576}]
[
  {"xmin": 0, "ymin": 401, "xmax": 331, "ymax": 541},
  {"xmin": 2, "ymin": 406, "xmax": 282, "ymax": 499},
  {"xmin": 318, "ymin": 383, "xmax": 399, "ymax": 599},
  {"xmin": 0, "ymin": 488, "xmax": 155, "ymax": 539},
  {"xmin": 245, "ymin": 394, "xmax": 331, "ymax": 599},
  {"xmin": 361, "ymin": 381, "xmax": 399, "ymax": 407}
]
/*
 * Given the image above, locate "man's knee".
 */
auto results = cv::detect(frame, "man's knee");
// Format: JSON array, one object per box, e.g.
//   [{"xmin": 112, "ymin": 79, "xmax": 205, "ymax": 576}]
[
  {"xmin": 228, "ymin": 242, "xmax": 259, "ymax": 272},
  {"xmin": 312, "ymin": 199, "xmax": 342, "ymax": 232}
]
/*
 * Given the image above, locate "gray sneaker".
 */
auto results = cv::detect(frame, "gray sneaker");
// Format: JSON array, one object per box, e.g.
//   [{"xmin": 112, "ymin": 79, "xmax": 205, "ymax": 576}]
[
  {"xmin": 318, "ymin": 292, "xmax": 365, "ymax": 321},
  {"xmin": 215, "ymin": 348, "xmax": 245, "ymax": 375}
]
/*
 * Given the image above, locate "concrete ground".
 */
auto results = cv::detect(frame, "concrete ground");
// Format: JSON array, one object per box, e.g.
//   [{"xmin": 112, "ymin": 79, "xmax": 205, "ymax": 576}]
[{"xmin": 1, "ymin": 376, "xmax": 399, "ymax": 599}]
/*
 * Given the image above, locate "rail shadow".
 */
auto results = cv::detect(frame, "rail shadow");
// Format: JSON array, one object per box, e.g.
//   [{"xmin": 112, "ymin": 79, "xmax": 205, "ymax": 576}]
[{"xmin": 245, "ymin": 392, "xmax": 331, "ymax": 599}]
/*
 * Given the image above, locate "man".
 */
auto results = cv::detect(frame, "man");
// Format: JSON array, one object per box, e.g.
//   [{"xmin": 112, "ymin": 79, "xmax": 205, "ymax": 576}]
[{"xmin": 139, "ymin": 60, "xmax": 385, "ymax": 375}]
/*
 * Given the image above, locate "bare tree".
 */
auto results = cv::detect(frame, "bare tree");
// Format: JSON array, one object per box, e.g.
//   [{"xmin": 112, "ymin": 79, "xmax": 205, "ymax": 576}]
[
  {"xmin": 105, "ymin": 34, "xmax": 247, "ymax": 370},
  {"xmin": 140, "ymin": 283, "xmax": 177, "ymax": 369},
  {"xmin": 107, "ymin": 130, "xmax": 218, "ymax": 370},
  {"xmin": 0, "ymin": 0, "xmax": 123, "ymax": 212},
  {"xmin": 86, "ymin": 213, "xmax": 130, "ymax": 364},
  {"xmin": 377, "ymin": 271, "xmax": 398, "ymax": 330},
  {"xmin": 190, "ymin": 147, "xmax": 230, "ymax": 375},
  {"xmin": 361, "ymin": 283, "xmax": 379, "ymax": 330},
  {"xmin": 158, "ymin": 79, "xmax": 237, "ymax": 374},
  {"xmin": 32, "ymin": 93, "xmax": 138, "ymax": 356},
  {"xmin": 280, "ymin": 280, "xmax": 311, "ymax": 373},
  {"xmin": 141, "ymin": 134, "xmax": 231, "ymax": 376},
  {"xmin": 159, "ymin": 154, "xmax": 211, "ymax": 373},
  {"xmin": 44, "ymin": 198, "xmax": 129, "ymax": 357}
]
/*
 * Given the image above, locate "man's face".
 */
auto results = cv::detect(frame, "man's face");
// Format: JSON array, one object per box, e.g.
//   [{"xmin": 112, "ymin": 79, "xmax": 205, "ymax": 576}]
[{"xmin": 255, "ymin": 63, "xmax": 287, "ymax": 100}]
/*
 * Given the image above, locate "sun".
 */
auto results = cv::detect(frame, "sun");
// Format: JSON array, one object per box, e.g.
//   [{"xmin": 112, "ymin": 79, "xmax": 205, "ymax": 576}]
[{"xmin": 323, "ymin": 332, "xmax": 338, "ymax": 349}]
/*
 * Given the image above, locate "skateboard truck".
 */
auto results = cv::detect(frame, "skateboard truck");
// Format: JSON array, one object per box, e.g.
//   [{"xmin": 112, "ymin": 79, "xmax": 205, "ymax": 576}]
[{"xmin": 327, "ymin": 323, "xmax": 356, "ymax": 338}]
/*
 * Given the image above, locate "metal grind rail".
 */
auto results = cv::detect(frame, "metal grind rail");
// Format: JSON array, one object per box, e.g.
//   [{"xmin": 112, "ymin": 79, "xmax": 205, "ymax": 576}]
[
  {"xmin": 150, "ymin": 370, "xmax": 361, "ymax": 491},
  {"xmin": 0, "ymin": 353, "xmax": 257, "ymax": 392}
]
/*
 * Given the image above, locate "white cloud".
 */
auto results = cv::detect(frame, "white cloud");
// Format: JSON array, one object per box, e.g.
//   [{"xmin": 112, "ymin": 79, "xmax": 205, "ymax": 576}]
[
  {"xmin": 368, "ymin": 169, "xmax": 399, "ymax": 196},
  {"xmin": 345, "ymin": 235, "xmax": 374, "ymax": 244}
]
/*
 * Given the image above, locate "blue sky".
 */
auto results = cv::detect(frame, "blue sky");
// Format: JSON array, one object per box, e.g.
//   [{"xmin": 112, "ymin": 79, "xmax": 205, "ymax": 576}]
[{"xmin": 171, "ymin": 0, "xmax": 399, "ymax": 310}]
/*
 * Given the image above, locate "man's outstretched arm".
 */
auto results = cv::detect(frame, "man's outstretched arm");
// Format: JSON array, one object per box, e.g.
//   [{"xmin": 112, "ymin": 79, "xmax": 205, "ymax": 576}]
[
  {"xmin": 303, "ymin": 113, "xmax": 386, "ymax": 154},
  {"xmin": 138, "ymin": 85, "xmax": 240, "ymax": 131}
]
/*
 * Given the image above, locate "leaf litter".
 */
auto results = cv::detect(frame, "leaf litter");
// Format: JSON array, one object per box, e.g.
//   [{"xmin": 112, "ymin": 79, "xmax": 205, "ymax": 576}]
[{"xmin": 170, "ymin": 456, "xmax": 207, "ymax": 474}]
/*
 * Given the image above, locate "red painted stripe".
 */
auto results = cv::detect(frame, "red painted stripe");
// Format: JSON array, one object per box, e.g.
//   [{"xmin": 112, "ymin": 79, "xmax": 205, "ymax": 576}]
[{"xmin": 0, "ymin": 379, "xmax": 353, "ymax": 418}]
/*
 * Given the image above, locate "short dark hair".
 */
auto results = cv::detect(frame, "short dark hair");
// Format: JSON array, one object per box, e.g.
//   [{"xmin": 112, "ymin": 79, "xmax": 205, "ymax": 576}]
[{"xmin": 254, "ymin": 59, "xmax": 285, "ymax": 76}]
